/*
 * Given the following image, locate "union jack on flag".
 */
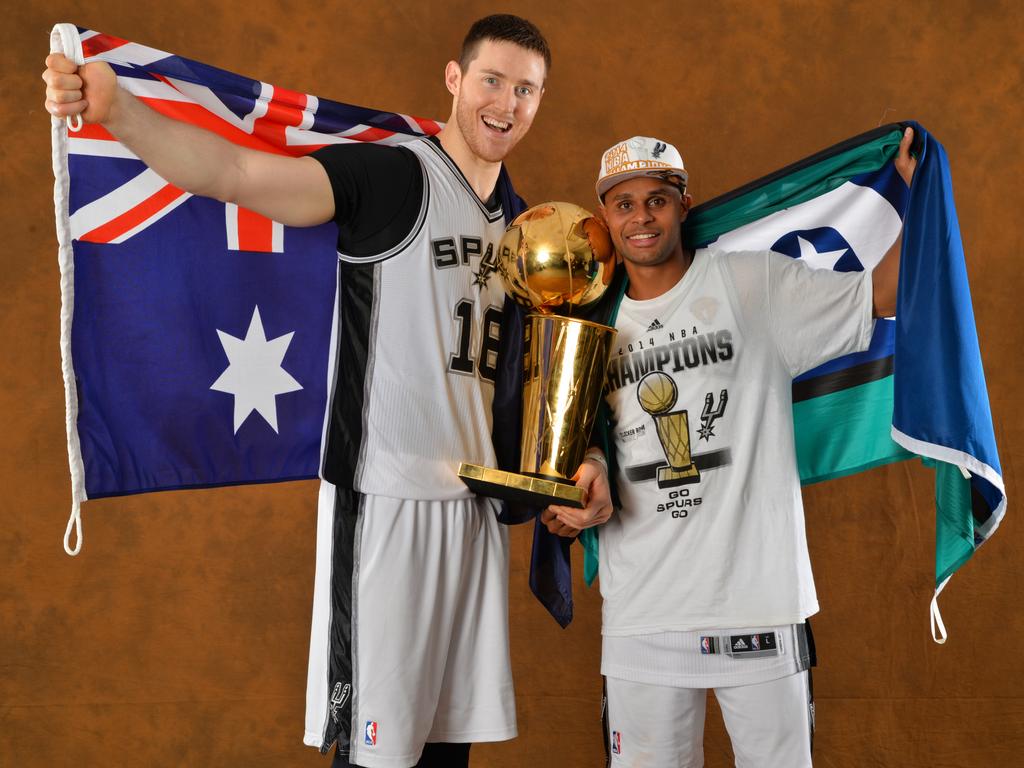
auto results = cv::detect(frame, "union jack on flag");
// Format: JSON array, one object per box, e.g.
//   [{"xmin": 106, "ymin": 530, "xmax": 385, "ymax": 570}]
[{"xmin": 50, "ymin": 23, "xmax": 442, "ymax": 553}]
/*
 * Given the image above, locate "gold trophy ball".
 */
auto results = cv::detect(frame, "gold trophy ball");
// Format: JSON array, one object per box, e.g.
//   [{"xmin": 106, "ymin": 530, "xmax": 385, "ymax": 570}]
[
  {"xmin": 637, "ymin": 371, "xmax": 678, "ymax": 414},
  {"xmin": 498, "ymin": 201, "xmax": 614, "ymax": 312}
]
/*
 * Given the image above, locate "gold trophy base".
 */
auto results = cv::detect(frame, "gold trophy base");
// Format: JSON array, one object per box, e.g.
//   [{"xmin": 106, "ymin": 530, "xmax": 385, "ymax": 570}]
[
  {"xmin": 458, "ymin": 463, "xmax": 586, "ymax": 509},
  {"xmin": 656, "ymin": 463, "xmax": 701, "ymax": 488}
]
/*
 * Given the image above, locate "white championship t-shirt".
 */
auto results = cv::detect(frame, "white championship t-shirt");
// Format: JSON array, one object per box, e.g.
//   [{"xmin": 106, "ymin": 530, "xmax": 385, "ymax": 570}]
[{"xmin": 599, "ymin": 248, "xmax": 873, "ymax": 637}]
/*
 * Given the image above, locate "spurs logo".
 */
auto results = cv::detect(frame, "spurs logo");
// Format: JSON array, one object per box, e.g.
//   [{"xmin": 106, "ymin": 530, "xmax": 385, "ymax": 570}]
[
  {"xmin": 651, "ymin": 141, "xmax": 667, "ymax": 159},
  {"xmin": 472, "ymin": 242, "xmax": 500, "ymax": 288},
  {"xmin": 698, "ymin": 389, "xmax": 728, "ymax": 441},
  {"xmin": 329, "ymin": 682, "xmax": 351, "ymax": 724}
]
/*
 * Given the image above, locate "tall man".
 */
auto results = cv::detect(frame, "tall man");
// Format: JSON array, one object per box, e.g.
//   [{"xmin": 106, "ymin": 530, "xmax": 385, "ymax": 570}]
[
  {"xmin": 44, "ymin": 15, "xmax": 550, "ymax": 768},
  {"xmin": 544, "ymin": 131, "xmax": 915, "ymax": 767}
]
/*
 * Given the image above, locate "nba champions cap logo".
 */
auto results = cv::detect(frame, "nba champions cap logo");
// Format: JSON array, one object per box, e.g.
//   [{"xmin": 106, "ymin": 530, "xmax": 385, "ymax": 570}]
[{"xmin": 596, "ymin": 136, "xmax": 688, "ymax": 199}]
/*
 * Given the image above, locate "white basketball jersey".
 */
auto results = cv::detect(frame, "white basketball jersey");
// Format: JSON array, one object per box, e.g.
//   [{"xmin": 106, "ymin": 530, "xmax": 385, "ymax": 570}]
[{"xmin": 325, "ymin": 138, "xmax": 509, "ymax": 500}]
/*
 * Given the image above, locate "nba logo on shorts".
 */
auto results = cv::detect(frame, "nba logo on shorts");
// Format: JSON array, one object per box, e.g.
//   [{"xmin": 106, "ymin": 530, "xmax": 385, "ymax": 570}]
[
  {"xmin": 752, "ymin": 634, "xmax": 761, "ymax": 651},
  {"xmin": 611, "ymin": 730, "xmax": 621, "ymax": 755},
  {"xmin": 364, "ymin": 721, "xmax": 378, "ymax": 746}
]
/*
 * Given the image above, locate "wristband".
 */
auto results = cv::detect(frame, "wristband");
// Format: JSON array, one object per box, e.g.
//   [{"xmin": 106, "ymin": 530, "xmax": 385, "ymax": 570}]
[{"xmin": 583, "ymin": 447, "xmax": 608, "ymax": 472}]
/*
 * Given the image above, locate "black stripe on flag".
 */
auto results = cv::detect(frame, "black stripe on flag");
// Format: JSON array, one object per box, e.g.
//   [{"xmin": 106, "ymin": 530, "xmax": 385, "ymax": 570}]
[
  {"xmin": 972, "ymin": 483, "xmax": 993, "ymax": 533},
  {"xmin": 791, "ymin": 355, "xmax": 894, "ymax": 403}
]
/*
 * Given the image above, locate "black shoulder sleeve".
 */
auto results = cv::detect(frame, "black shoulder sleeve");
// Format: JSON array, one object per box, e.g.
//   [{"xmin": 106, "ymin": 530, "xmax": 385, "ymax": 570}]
[{"xmin": 310, "ymin": 143, "xmax": 425, "ymax": 258}]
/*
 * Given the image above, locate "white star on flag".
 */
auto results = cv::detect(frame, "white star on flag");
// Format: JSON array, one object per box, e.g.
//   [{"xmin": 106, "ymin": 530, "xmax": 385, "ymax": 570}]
[
  {"xmin": 210, "ymin": 306, "xmax": 302, "ymax": 433},
  {"xmin": 796, "ymin": 235, "xmax": 848, "ymax": 270}
]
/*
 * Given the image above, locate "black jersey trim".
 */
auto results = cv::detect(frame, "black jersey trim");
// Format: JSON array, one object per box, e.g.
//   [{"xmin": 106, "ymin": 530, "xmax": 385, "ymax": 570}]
[
  {"xmin": 320, "ymin": 488, "xmax": 363, "ymax": 756},
  {"xmin": 420, "ymin": 137, "xmax": 505, "ymax": 223},
  {"xmin": 337, "ymin": 152, "xmax": 432, "ymax": 264},
  {"xmin": 322, "ymin": 261, "xmax": 377, "ymax": 489},
  {"xmin": 348, "ymin": 497, "xmax": 367, "ymax": 760},
  {"xmin": 353, "ymin": 261, "xmax": 383, "ymax": 484},
  {"xmin": 319, "ymin": 268, "xmax": 342, "ymax": 473},
  {"xmin": 797, "ymin": 620, "xmax": 817, "ymax": 669}
]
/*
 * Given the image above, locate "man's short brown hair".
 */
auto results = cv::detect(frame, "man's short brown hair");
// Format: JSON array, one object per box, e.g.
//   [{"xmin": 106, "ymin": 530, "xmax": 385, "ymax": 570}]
[{"xmin": 459, "ymin": 14, "xmax": 551, "ymax": 74}]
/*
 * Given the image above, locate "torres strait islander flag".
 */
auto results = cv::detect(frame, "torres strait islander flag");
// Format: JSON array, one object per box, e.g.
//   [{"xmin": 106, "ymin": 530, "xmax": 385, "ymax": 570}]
[
  {"xmin": 49, "ymin": 24, "xmax": 442, "ymax": 554},
  {"xmin": 574, "ymin": 124, "xmax": 1005, "ymax": 641}
]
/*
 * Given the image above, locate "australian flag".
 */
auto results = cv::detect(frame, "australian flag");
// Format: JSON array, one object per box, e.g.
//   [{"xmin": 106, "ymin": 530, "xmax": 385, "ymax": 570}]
[{"xmin": 49, "ymin": 24, "xmax": 443, "ymax": 553}]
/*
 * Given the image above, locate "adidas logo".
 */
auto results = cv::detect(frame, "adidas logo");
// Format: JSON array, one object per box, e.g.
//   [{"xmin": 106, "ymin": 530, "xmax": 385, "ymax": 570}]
[
  {"xmin": 733, "ymin": 638, "xmax": 748, "ymax": 650},
  {"xmin": 646, "ymin": 318, "xmax": 664, "ymax": 332}
]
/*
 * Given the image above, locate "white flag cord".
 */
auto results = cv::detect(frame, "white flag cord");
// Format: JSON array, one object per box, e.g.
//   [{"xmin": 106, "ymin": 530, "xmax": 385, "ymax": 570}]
[
  {"xmin": 51, "ymin": 24, "xmax": 85, "ymax": 132},
  {"xmin": 927, "ymin": 467, "xmax": 972, "ymax": 643},
  {"xmin": 50, "ymin": 23, "xmax": 88, "ymax": 555},
  {"xmin": 931, "ymin": 576, "xmax": 951, "ymax": 644}
]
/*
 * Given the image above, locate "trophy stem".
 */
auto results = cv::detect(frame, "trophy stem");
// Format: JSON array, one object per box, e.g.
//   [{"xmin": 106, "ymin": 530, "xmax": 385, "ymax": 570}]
[
  {"xmin": 521, "ymin": 314, "xmax": 617, "ymax": 485},
  {"xmin": 457, "ymin": 316, "xmax": 616, "ymax": 509}
]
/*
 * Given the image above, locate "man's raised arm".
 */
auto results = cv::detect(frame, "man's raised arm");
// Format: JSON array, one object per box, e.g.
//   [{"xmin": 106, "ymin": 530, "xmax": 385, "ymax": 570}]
[
  {"xmin": 871, "ymin": 126, "xmax": 918, "ymax": 317},
  {"xmin": 43, "ymin": 53, "xmax": 335, "ymax": 228}
]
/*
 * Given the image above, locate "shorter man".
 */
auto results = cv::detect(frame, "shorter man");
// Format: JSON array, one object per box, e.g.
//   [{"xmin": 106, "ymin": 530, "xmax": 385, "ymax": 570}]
[{"xmin": 544, "ymin": 132, "xmax": 915, "ymax": 767}]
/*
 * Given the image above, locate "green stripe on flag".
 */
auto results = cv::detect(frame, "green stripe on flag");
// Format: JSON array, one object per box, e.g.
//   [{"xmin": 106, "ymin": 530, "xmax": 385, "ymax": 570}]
[
  {"xmin": 797, "ymin": 380, "xmax": 976, "ymax": 586},
  {"xmin": 684, "ymin": 127, "xmax": 905, "ymax": 248},
  {"xmin": 935, "ymin": 462, "xmax": 976, "ymax": 584},
  {"xmin": 795, "ymin": 375, "xmax": 912, "ymax": 484}
]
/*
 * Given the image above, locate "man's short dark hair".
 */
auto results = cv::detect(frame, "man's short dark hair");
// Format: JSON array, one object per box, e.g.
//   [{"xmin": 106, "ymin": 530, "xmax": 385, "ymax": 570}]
[{"xmin": 459, "ymin": 14, "xmax": 551, "ymax": 73}]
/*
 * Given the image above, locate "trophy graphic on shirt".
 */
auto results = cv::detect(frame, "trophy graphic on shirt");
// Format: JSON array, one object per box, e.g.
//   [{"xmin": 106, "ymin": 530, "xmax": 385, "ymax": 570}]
[
  {"xmin": 458, "ymin": 202, "xmax": 617, "ymax": 508},
  {"xmin": 637, "ymin": 371, "xmax": 700, "ymax": 488}
]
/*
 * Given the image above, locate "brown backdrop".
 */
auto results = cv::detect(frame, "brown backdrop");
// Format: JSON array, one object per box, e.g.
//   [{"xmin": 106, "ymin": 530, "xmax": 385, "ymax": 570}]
[{"xmin": 4, "ymin": 1, "xmax": 1022, "ymax": 766}]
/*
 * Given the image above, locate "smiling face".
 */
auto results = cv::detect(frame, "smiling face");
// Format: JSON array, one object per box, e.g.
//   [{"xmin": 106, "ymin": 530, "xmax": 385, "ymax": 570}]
[
  {"xmin": 446, "ymin": 39, "xmax": 546, "ymax": 163},
  {"xmin": 601, "ymin": 176, "xmax": 691, "ymax": 272}
]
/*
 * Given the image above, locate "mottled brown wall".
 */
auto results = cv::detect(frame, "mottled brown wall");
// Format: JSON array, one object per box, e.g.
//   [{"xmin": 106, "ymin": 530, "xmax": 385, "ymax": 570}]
[{"xmin": 3, "ymin": 1, "xmax": 1022, "ymax": 766}]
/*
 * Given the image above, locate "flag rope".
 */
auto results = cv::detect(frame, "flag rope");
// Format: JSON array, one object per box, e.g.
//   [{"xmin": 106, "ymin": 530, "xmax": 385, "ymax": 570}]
[
  {"xmin": 930, "ymin": 576, "xmax": 951, "ymax": 644},
  {"xmin": 50, "ymin": 23, "xmax": 88, "ymax": 555}
]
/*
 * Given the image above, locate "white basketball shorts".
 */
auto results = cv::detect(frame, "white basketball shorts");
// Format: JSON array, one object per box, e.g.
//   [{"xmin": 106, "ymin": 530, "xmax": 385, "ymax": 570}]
[
  {"xmin": 606, "ymin": 671, "xmax": 814, "ymax": 768},
  {"xmin": 305, "ymin": 484, "xmax": 516, "ymax": 767}
]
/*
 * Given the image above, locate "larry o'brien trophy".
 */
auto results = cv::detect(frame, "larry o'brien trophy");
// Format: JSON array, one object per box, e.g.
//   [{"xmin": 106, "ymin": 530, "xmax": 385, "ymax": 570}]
[{"xmin": 458, "ymin": 202, "xmax": 617, "ymax": 508}]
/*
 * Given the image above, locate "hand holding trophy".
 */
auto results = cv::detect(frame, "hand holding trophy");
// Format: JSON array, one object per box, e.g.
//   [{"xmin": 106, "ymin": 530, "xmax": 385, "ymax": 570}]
[{"xmin": 458, "ymin": 202, "xmax": 617, "ymax": 508}]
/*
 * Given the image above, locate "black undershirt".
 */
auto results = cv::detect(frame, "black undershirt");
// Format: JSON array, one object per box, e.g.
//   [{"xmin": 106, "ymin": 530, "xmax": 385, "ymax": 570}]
[{"xmin": 311, "ymin": 136, "xmax": 500, "ymax": 257}]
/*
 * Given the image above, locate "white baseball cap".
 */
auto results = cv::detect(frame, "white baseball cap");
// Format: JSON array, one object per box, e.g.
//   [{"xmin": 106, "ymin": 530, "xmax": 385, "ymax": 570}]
[{"xmin": 596, "ymin": 136, "xmax": 688, "ymax": 200}]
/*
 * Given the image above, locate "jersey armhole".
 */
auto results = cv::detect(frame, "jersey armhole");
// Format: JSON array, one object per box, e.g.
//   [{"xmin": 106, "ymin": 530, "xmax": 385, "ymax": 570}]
[{"xmin": 337, "ymin": 152, "xmax": 430, "ymax": 265}]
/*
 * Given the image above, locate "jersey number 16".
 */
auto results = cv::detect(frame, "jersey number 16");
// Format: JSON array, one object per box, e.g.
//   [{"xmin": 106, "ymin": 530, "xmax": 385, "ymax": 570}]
[{"xmin": 449, "ymin": 300, "xmax": 502, "ymax": 382}]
